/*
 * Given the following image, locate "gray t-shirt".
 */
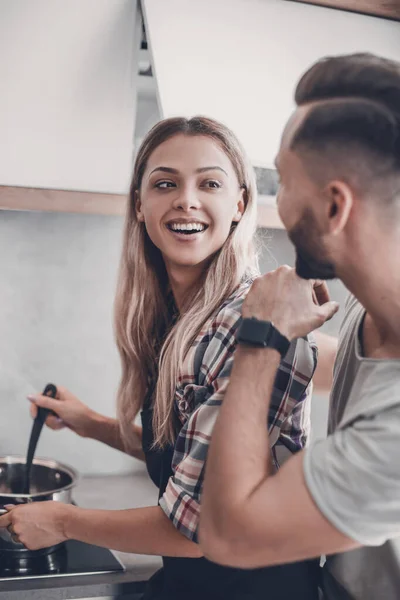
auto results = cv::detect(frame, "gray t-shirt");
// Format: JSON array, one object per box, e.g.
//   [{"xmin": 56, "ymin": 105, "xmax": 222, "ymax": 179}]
[{"xmin": 304, "ymin": 295, "xmax": 400, "ymax": 600}]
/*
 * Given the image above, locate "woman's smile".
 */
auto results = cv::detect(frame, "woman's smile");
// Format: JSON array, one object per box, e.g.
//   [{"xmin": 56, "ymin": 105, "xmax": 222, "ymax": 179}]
[{"xmin": 164, "ymin": 219, "xmax": 210, "ymax": 243}]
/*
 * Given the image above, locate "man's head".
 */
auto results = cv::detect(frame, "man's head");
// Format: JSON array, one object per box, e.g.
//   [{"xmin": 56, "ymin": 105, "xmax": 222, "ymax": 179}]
[{"xmin": 276, "ymin": 53, "xmax": 400, "ymax": 280}]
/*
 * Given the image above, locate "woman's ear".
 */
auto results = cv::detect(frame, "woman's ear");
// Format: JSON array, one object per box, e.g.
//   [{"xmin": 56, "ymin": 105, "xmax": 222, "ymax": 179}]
[
  {"xmin": 232, "ymin": 190, "xmax": 245, "ymax": 223},
  {"xmin": 135, "ymin": 191, "xmax": 145, "ymax": 222}
]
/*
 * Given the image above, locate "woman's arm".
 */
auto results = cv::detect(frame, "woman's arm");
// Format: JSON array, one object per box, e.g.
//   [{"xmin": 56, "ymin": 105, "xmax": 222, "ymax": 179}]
[
  {"xmin": 28, "ymin": 387, "xmax": 145, "ymax": 461},
  {"xmin": 0, "ymin": 502, "xmax": 202, "ymax": 558},
  {"xmin": 66, "ymin": 505, "xmax": 202, "ymax": 556},
  {"xmin": 85, "ymin": 413, "xmax": 145, "ymax": 461}
]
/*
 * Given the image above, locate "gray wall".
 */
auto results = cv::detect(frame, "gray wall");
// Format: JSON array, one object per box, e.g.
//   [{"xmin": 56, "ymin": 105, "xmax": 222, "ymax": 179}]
[
  {"xmin": 0, "ymin": 212, "xmax": 347, "ymax": 475},
  {"xmin": 0, "ymin": 210, "xmax": 134, "ymax": 475}
]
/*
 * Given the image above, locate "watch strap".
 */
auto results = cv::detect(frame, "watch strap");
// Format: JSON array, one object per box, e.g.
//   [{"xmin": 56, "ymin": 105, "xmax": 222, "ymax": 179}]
[
  {"xmin": 237, "ymin": 317, "xmax": 290, "ymax": 357},
  {"xmin": 267, "ymin": 324, "xmax": 291, "ymax": 357}
]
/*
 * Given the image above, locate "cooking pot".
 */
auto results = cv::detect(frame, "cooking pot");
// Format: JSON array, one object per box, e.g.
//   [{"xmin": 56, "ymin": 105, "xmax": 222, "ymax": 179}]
[{"xmin": 0, "ymin": 455, "xmax": 78, "ymax": 557}]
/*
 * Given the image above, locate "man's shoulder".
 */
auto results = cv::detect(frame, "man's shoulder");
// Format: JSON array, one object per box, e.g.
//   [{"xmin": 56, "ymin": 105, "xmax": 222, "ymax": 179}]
[
  {"xmin": 337, "ymin": 293, "xmax": 364, "ymax": 350},
  {"xmin": 344, "ymin": 293, "xmax": 364, "ymax": 319}
]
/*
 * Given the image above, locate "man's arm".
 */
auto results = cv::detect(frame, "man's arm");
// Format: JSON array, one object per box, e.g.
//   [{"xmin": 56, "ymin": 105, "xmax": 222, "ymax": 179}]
[
  {"xmin": 200, "ymin": 267, "xmax": 357, "ymax": 567},
  {"xmin": 200, "ymin": 345, "xmax": 357, "ymax": 568}
]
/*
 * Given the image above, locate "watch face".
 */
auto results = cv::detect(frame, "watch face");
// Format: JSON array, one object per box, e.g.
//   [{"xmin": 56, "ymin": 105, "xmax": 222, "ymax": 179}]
[
  {"xmin": 237, "ymin": 318, "xmax": 290, "ymax": 356},
  {"xmin": 238, "ymin": 318, "xmax": 271, "ymax": 346}
]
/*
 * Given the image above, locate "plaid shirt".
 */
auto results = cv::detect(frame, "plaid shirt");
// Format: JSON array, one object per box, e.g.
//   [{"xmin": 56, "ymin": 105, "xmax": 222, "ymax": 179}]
[{"xmin": 159, "ymin": 281, "xmax": 317, "ymax": 542}]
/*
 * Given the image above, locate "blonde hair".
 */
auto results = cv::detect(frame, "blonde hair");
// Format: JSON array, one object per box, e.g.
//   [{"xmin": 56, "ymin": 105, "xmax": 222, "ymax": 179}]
[{"xmin": 115, "ymin": 116, "xmax": 259, "ymax": 448}]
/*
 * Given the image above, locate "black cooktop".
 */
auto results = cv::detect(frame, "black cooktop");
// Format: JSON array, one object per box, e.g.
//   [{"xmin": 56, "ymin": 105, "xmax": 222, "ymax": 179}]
[{"xmin": 0, "ymin": 539, "xmax": 125, "ymax": 581}]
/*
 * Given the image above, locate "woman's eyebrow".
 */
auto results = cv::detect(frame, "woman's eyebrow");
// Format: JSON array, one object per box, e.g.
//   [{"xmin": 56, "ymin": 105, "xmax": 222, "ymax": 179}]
[
  {"xmin": 149, "ymin": 166, "xmax": 179, "ymax": 175},
  {"xmin": 149, "ymin": 166, "xmax": 228, "ymax": 176},
  {"xmin": 196, "ymin": 166, "xmax": 228, "ymax": 176}
]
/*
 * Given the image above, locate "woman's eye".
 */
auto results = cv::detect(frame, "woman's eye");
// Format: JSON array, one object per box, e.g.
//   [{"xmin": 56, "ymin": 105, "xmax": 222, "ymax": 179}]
[
  {"xmin": 203, "ymin": 180, "xmax": 222, "ymax": 189},
  {"xmin": 155, "ymin": 181, "xmax": 176, "ymax": 189}
]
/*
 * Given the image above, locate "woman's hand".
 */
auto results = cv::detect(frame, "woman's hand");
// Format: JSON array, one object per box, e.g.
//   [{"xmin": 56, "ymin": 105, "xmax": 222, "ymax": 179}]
[
  {"xmin": 27, "ymin": 386, "xmax": 144, "ymax": 458},
  {"xmin": 27, "ymin": 386, "xmax": 97, "ymax": 438},
  {"xmin": 0, "ymin": 502, "xmax": 72, "ymax": 550}
]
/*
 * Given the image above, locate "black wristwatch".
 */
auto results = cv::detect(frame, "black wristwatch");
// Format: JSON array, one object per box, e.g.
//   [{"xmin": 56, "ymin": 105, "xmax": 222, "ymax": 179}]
[{"xmin": 236, "ymin": 317, "xmax": 290, "ymax": 357}]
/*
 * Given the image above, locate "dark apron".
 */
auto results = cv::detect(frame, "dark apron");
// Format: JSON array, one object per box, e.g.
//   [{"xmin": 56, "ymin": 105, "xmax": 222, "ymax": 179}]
[{"xmin": 140, "ymin": 403, "xmax": 320, "ymax": 600}]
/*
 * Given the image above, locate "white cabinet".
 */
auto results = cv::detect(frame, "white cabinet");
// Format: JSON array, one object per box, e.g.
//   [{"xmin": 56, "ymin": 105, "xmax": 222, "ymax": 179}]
[{"xmin": 0, "ymin": 0, "xmax": 141, "ymax": 194}]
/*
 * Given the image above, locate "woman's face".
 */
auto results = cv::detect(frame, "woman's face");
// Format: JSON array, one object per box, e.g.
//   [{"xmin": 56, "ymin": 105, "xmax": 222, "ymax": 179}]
[{"xmin": 137, "ymin": 134, "xmax": 245, "ymax": 271}]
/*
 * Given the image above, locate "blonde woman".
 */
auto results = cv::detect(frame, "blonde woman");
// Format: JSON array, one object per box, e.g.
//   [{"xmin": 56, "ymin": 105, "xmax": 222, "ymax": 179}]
[{"xmin": 2, "ymin": 117, "xmax": 319, "ymax": 599}]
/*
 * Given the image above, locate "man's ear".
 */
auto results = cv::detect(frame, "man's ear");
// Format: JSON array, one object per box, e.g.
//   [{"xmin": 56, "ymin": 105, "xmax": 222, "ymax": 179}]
[
  {"xmin": 325, "ymin": 180, "xmax": 353, "ymax": 235},
  {"xmin": 232, "ymin": 188, "xmax": 245, "ymax": 223},
  {"xmin": 135, "ymin": 191, "xmax": 145, "ymax": 222}
]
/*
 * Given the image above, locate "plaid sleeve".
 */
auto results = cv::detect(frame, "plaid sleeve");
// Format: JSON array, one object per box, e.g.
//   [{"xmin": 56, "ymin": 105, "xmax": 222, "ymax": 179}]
[
  {"xmin": 159, "ymin": 303, "xmax": 238, "ymax": 542},
  {"xmin": 271, "ymin": 336, "xmax": 318, "ymax": 469},
  {"xmin": 159, "ymin": 306, "xmax": 317, "ymax": 542}
]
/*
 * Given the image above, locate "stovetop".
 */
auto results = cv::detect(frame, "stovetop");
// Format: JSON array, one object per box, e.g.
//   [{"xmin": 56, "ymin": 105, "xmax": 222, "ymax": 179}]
[{"xmin": 0, "ymin": 539, "xmax": 125, "ymax": 582}]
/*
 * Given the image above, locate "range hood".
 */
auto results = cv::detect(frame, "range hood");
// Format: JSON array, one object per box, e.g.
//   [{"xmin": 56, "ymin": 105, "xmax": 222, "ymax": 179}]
[{"xmin": 142, "ymin": 0, "xmax": 400, "ymax": 170}]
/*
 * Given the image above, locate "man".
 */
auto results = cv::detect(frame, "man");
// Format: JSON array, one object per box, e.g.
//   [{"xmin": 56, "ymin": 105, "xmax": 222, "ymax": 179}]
[{"xmin": 200, "ymin": 53, "xmax": 400, "ymax": 600}]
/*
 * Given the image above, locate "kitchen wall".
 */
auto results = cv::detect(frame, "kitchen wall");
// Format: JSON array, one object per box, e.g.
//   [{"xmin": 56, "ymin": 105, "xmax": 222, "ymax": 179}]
[
  {"xmin": 0, "ymin": 210, "xmax": 133, "ymax": 475},
  {"xmin": 0, "ymin": 210, "xmax": 346, "ymax": 475}
]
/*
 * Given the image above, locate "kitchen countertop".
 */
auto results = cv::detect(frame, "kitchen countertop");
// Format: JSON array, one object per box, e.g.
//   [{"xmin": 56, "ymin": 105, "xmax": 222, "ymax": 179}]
[{"xmin": 0, "ymin": 467, "xmax": 162, "ymax": 599}]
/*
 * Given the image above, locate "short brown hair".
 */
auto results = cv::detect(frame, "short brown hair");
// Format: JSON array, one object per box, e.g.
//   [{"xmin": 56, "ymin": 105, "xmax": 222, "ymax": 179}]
[{"xmin": 291, "ymin": 53, "xmax": 400, "ymax": 176}]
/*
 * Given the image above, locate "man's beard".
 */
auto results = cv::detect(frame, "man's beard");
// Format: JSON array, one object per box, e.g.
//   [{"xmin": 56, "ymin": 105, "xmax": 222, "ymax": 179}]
[{"xmin": 288, "ymin": 208, "xmax": 337, "ymax": 280}]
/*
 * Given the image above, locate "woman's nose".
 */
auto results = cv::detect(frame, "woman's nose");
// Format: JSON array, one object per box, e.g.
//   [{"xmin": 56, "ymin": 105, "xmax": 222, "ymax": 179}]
[{"xmin": 172, "ymin": 186, "xmax": 201, "ymax": 210}]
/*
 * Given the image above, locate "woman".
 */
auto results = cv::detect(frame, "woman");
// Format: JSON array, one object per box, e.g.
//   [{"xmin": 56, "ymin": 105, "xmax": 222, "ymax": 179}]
[{"xmin": 1, "ymin": 117, "xmax": 319, "ymax": 598}]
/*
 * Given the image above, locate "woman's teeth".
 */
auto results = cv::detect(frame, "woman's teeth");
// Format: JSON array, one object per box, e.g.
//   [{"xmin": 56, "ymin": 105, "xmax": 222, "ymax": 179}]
[{"xmin": 168, "ymin": 222, "xmax": 207, "ymax": 234}]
